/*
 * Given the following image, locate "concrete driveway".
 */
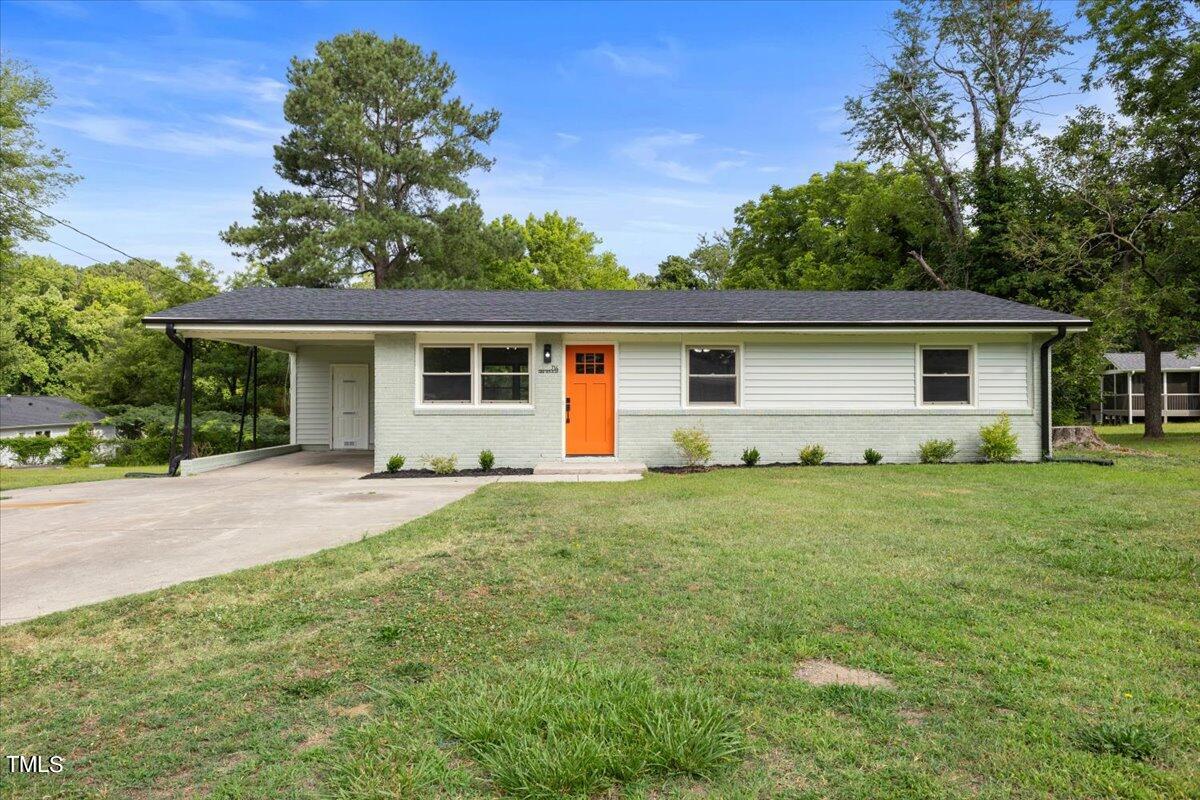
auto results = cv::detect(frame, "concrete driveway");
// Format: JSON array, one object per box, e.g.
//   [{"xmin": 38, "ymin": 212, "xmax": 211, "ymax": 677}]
[{"xmin": 0, "ymin": 451, "xmax": 492, "ymax": 624}]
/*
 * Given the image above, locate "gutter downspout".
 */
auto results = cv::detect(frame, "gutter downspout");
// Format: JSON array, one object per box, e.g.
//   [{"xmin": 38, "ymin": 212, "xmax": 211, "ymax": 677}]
[{"xmin": 1040, "ymin": 325, "xmax": 1068, "ymax": 460}]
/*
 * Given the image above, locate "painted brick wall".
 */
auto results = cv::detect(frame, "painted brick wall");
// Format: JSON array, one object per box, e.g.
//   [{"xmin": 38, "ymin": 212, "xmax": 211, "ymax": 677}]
[
  {"xmin": 617, "ymin": 408, "xmax": 1041, "ymax": 465},
  {"xmin": 373, "ymin": 333, "xmax": 564, "ymax": 472}
]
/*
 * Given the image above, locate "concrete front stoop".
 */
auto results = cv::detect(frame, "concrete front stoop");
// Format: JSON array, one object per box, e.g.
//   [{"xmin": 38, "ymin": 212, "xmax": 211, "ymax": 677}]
[{"xmin": 533, "ymin": 460, "xmax": 646, "ymax": 479}]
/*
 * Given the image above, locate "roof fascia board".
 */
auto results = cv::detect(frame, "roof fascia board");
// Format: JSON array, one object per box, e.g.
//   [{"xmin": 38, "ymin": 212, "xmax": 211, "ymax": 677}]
[{"xmin": 147, "ymin": 321, "xmax": 1088, "ymax": 335}]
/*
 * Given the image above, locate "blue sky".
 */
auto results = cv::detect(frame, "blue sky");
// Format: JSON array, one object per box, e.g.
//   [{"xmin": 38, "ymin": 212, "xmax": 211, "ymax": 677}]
[{"xmin": 1, "ymin": 0, "xmax": 1102, "ymax": 277}]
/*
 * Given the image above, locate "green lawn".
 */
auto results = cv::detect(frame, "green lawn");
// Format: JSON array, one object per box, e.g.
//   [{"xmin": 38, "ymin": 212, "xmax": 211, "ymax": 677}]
[
  {"xmin": 1, "ymin": 454, "xmax": 1197, "ymax": 798},
  {"xmin": 0, "ymin": 464, "xmax": 166, "ymax": 492},
  {"xmin": 1092, "ymin": 422, "xmax": 1200, "ymax": 459}
]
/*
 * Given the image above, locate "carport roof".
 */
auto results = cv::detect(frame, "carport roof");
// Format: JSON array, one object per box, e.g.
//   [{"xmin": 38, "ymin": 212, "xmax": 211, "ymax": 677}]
[{"xmin": 144, "ymin": 288, "xmax": 1089, "ymax": 329}]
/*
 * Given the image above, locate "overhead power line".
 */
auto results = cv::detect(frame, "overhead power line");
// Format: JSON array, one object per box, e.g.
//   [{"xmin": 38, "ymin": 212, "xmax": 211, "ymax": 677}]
[
  {"xmin": 45, "ymin": 237, "xmax": 104, "ymax": 265},
  {"xmin": 0, "ymin": 189, "xmax": 207, "ymax": 295}
]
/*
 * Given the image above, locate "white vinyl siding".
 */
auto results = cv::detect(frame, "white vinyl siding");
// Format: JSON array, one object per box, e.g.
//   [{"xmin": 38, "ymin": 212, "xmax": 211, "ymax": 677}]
[
  {"xmin": 742, "ymin": 342, "xmax": 916, "ymax": 408},
  {"xmin": 976, "ymin": 342, "xmax": 1030, "ymax": 408},
  {"xmin": 294, "ymin": 344, "xmax": 374, "ymax": 447},
  {"xmin": 614, "ymin": 338, "xmax": 1031, "ymax": 411},
  {"xmin": 617, "ymin": 342, "xmax": 682, "ymax": 409}
]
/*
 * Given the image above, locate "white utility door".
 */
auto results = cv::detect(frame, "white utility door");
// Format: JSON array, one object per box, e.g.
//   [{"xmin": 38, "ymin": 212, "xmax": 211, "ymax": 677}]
[{"xmin": 331, "ymin": 364, "xmax": 369, "ymax": 449}]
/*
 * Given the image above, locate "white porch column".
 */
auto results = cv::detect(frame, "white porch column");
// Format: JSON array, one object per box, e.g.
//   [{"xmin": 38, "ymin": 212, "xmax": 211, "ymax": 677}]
[
  {"xmin": 1163, "ymin": 371, "xmax": 1170, "ymax": 421},
  {"xmin": 1128, "ymin": 371, "xmax": 1134, "ymax": 423}
]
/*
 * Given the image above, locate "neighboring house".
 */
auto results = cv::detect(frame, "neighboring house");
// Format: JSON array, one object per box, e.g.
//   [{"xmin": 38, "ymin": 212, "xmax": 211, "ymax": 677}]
[
  {"xmin": 1099, "ymin": 351, "xmax": 1200, "ymax": 423},
  {"xmin": 0, "ymin": 396, "xmax": 115, "ymax": 466},
  {"xmin": 143, "ymin": 288, "xmax": 1088, "ymax": 469}
]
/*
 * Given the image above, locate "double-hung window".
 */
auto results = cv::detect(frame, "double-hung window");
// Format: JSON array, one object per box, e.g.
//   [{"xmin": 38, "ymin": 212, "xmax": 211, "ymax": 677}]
[
  {"xmin": 481, "ymin": 346, "xmax": 530, "ymax": 403},
  {"xmin": 422, "ymin": 346, "xmax": 472, "ymax": 403},
  {"xmin": 920, "ymin": 347, "xmax": 972, "ymax": 405},
  {"xmin": 421, "ymin": 344, "xmax": 532, "ymax": 405},
  {"xmin": 687, "ymin": 346, "xmax": 738, "ymax": 405}
]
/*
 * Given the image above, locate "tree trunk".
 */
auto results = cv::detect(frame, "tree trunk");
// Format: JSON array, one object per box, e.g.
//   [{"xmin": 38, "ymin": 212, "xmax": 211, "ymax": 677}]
[{"xmin": 1138, "ymin": 329, "xmax": 1165, "ymax": 438}]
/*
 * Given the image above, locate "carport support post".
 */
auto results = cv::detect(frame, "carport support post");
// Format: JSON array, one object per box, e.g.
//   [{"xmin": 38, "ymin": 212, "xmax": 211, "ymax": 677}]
[
  {"xmin": 165, "ymin": 324, "xmax": 194, "ymax": 476},
  {"xmin": 237, "ymin": 345, "xmax": 256, "ymax": 452},
  {"xmin": 251, "ymin": 346, "xmax": 258, "ymax": 449}
]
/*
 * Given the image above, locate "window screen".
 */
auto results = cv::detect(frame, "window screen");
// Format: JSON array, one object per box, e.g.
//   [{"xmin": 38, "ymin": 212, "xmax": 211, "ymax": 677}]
[
  {"xmin": 422, "ymin": 347, "xmax": 471, "ymax": 402},
  {"xmin": 481, "ymin": 346, "xmax": 530, "ymax": 403},
  {"xmin": 921, "ymin": 348, "xmax": 971, "ymax": 404},
  {"xmin": 688, "ymin": 347, "xmax": 737, "ymax": 404}
]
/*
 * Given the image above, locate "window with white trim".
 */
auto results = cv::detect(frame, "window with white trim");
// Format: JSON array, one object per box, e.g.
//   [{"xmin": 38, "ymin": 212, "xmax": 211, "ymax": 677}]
[
  {"xmin": 481, "ymin": 346, "xmax": 530, "ymax": 403},
  {"xmin": 422, "ymin": 346, "xmax": 472, "ymax": 403},
  {"xmin": 921, "ymin": 347, "xmax": 972, "ymax": 404},
  {"xmin": 687, "ymin": 346, "xmax": 737, "ymax": 405}
]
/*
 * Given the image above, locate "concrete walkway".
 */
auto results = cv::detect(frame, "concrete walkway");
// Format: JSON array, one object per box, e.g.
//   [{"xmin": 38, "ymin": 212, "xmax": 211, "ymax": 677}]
[{"xmin": 0, "ymin": 452, "xmax": 500, "ymax": 624}]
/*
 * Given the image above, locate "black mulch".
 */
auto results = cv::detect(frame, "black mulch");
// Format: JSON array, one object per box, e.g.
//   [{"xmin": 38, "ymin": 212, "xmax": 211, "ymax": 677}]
[
  {"xmin": 362, "ymin": 467, "xmax": 534, "ymax": 479},
  {"xmin": 650, "ymin": 461, "xmax": 806, "ymax": 474}
]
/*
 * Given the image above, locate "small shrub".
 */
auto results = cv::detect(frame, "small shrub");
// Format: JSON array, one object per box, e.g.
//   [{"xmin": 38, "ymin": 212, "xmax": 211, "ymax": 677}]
[
  {"xmin": 57, "ymin": 423, "xmax": 100, "ymax": 465},
  {"xmin": 672, "ymin": 426, "xmax": 713, "ymax": 467},
  {"xmin": 919, "ymin": 439, "xmax": 957, "ymax": 464},
  {"xmin": 979, "ymin": 412, "xmax": 1019, "ymax": 462},
  {"xmin": 1077, "ymin": 720, "xmax": 1164, "ymax": 762},
  {"xmin": 386, "ymin": 454, "xmax": 405, "ymax": 473},
  {"xmin": 741, "ymin": 447, "xmax": 760, "ymax": 466},
  {"xmin": 863, "ymin": 448, "xmax": 883, "ymax": 465},
  {"xmin": 799, "ymin": 444, "xmax": 826, "ymax": 466},
  {"xmin": 478, "ymin": 449, "xmax": 495, "ymax": 471},
  {"xmin": 424, "ymin": 454, "xmax": 458, "ymax": 475}
]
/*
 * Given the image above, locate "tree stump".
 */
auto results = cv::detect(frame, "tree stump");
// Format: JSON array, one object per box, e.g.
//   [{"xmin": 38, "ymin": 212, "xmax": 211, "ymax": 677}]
[{"xmin": 1052, "ymin": 426, "xmax": 1120, "ymax": 451}]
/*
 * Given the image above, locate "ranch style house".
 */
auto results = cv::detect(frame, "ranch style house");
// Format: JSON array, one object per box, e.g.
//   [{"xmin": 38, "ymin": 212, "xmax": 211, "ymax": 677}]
[{"xmin": 143, "ymin": 288, "xmax": 1090, "ymax": 472}]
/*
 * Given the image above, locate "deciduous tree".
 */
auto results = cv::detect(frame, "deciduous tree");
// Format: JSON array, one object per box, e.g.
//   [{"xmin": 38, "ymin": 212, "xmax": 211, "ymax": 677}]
[
  {"xmin": 0, "ymin": 59, "xmax": 78, "ymax": 260},
  {"xmin": 844, "ymin": 0, "xmax": 1073, "ymax": 291}
]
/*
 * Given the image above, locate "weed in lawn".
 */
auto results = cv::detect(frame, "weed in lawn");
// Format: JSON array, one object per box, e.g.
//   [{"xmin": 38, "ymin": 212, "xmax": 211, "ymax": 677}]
[
  {"xmin": 281, "ymin": 675, "xmax": 335, "ymax": 699},
  {"xmin": 373, "ymin": 624, "xmax": 411, "ymax": 646},
  {"xmin": 391, "ymin": 661, "xmax": 433, "ymax": 683},
  {"xmin": 1076, "ymin": 720, "xmax": 1165, "ymax": 762},
  {"xmin": 432, "ymin": 660, "xmax": 744, "ymax": 799}
]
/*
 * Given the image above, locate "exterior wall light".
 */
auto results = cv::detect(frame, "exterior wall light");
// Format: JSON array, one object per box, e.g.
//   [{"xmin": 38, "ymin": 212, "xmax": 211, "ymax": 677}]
[{"xmin": 543, "ymin": 343, "xmax": 553, "ymax": 364}]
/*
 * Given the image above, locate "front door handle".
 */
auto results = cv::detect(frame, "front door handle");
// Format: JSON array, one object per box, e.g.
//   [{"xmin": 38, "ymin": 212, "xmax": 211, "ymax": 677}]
[{"xmin": 565, "ymin": 397, "xmax": 571, "ymax": 423}]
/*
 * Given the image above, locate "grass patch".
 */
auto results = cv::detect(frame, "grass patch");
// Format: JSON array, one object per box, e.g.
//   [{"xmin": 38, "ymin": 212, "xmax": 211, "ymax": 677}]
[
  {"xmin": 1076, "ymin": 720, "xmax": 1166, "ymax": 762},
  {"xmin": 2, "ymin": 450, "xmax": 1198, "ymax": 798},
  {"xmin": 433, "ymin": 660, "xmax": 743, "ymax": 799},
  {"xmin": 0, "ymin": 464, "xmax": 165, "ymax": 491},
  {"xmin": 1093, "ymin": 422, "xmax": 1200, "ymax": 459}
]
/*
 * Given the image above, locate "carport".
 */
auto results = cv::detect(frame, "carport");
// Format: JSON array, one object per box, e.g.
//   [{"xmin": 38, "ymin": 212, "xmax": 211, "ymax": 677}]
[{"xmin": 153, "ymin": 320, "xmax": 376, "ymax": 476}]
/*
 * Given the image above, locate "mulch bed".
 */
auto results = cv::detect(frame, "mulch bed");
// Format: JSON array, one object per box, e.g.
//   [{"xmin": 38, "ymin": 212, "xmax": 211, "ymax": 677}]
[
  {"xmin": 362, "ymin": 467, "xmax": 534, "ymax": 479},
  {"xmin": 650, "ymin": 462, "xmax": 805, "ymax": 474}
]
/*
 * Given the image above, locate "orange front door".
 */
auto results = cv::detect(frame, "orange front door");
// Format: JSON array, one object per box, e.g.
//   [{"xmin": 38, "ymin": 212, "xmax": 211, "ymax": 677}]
[{"xmin": 565, "ymin": 345, "xmax": 615, "ymax": 456}]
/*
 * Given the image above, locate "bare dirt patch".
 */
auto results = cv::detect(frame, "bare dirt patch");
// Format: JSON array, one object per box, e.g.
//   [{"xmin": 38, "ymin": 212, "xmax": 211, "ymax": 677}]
[{"xmin": 793, "ymin": 659, "xmax": 894, "ymax": 689}]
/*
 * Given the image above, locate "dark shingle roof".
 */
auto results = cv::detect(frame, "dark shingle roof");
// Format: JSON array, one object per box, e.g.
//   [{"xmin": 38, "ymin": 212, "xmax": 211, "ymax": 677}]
[
  {"xmin": 0, "ymin": 396, "xmax": 106, "ymax": 429},
  {"xmin": 1105, "ymin": 351, "xmax": 1200, "ymax": 371},
  {"xmin": 144, "ymin": 288, "xmax": 1088, "ymax": 328}
]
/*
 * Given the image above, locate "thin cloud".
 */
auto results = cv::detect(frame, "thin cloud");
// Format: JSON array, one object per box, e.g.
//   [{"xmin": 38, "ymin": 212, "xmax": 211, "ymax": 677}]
[
  {"xmin": 47, "ymin": 114, "xmax": 274, "ymax": 157},
  {"xmin": 555, "ymin": 132, "xmax": 582, "ymax": 147},
  {"xmin": 64, "ymin": 60, "xmax": 287, "ymax": 105},
  {"xmin": 584, "ymin": 39, "xmax": 682, "ymax": 78},
  {"xmin": 617, "ymin": 131, "xmax": 747, "ymax": 184},
  {"xmin": 212, "ymin": 115, "xmax": 287, "ymax": 137}
]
